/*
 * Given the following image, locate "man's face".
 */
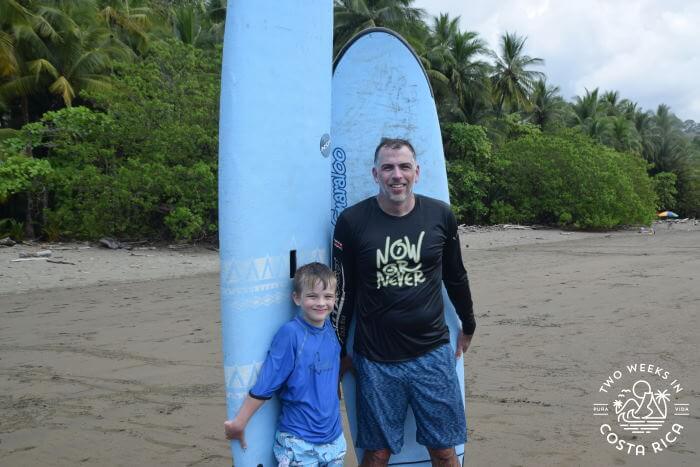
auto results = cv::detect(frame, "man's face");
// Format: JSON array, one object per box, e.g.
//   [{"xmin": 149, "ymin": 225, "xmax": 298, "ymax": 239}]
[{"xmin": 372, "ymin": 144, "xmax": 420, "ymax": 205}]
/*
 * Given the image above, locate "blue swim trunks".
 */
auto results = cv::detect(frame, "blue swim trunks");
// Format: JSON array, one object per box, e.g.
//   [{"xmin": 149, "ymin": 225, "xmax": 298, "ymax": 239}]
[
  {"xmin": 354, "ymin": 343, "xmax": 467, "ymax": 454},
  {"xmin": 273, "ymin": 431, "xmax": 346, "ymax": 466}
]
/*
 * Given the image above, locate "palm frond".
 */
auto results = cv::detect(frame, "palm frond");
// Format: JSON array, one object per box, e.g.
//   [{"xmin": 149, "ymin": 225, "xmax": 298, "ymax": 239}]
[
  {"xmin": 49, "ymin": 75, "xmax": 76, "ymax": 106},
  {"xmin": 0, "ymin": 31, "xmax": 19, "ymax": 76},
  {"xmin": 0, "ymin": 74, "xmax": 45, "ymax": 101},
  {"xmin": 28, "ymin": 58, "xmax": 59, "ymax": 80}
]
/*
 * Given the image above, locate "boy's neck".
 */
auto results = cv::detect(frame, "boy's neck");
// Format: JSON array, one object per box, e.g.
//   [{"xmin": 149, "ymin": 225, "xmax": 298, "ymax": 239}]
[{"xmin": 300, "ymin": 314, "xmax": 325, "ymax": 328}]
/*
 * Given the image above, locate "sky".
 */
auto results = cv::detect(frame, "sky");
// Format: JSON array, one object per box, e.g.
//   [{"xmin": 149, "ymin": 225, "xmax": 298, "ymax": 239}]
[{"xmin": 412, "ymin": 0, "xmax": 700, "ymax": 122}]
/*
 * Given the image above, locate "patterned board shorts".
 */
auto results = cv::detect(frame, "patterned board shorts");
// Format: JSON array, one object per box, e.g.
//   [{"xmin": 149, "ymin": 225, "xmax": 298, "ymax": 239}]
[
  {"xmin": 354, "ymin": 343, "xmax": 467, "ymax": 454},
  {"xmin": 273, "ymin": 431, "xmax": 346, "ymax": 467}
]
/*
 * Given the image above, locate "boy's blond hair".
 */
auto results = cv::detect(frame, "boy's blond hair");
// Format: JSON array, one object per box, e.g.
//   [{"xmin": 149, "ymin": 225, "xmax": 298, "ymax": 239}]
[{"xmin": 292, "ymin": 262, "xmax": 336, "ymax": 295}]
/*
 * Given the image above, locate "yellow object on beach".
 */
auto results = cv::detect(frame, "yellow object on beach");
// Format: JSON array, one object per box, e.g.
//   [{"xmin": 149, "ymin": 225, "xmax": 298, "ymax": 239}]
[{"xmin": 657, "ymin": 211, "xmax": 679, "ymax": 218}]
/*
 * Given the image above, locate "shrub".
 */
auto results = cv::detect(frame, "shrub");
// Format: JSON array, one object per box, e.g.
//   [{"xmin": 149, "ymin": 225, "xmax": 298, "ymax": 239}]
[
  {"xmin": 444, "ymin": 123, "xmax": 497, "ymax": 224},
  {"xmin": 0, "ymin": 40, "xmax": 220, "ymax": 241},
  {"xmin": 492, "ymin": 130, "xmax": 656, "ymax": 229}
]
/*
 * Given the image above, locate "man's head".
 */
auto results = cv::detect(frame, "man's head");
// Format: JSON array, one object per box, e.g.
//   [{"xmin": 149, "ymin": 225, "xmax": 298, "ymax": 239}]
[
  {"xmin": 373, "ymin": 138, "xmax": 416, "ymax": 165},
  {"xmin": 292, "ymin": 262, "xmax": 337, "ymax": 328},
  {"xmin": 372, "ymin": 138, "xmax": 420, "ymax": 209}
]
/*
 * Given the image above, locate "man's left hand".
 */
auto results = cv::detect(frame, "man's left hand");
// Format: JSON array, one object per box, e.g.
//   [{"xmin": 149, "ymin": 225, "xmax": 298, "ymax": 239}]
[{"xmin": 455, "ymin": 332, "xmax": 472, "ymax": 358}]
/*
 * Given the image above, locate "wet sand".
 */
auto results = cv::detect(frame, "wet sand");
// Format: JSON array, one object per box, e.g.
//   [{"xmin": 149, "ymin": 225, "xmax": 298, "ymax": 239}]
[{"xmin": 1, "ymin": 224, "xmax": 698, "ymax": 466}]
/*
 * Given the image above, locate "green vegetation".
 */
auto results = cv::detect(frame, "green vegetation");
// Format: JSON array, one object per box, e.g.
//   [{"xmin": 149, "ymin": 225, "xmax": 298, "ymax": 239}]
[
  {"xmin": 491, "ymin": 130, "xmax": 656, "ymax": 229},
  {"xmin": 2, "ymin": 0, "xmax": 699, "ymax": 241},
  {"xmin": 2, "ymin": 38, "xmax": 219, "ymax": 241}
]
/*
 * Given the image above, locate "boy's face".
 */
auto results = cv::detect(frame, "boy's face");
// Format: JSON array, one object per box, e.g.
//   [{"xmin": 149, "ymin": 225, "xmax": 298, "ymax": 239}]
[{"xmin": 293, "ymin": 279, "xmax": 336, "ymax": 328}]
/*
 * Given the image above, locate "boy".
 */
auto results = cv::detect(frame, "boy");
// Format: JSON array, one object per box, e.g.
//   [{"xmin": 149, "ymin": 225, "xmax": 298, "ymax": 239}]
[{"xmin": 224, "ymin": 262, "xmax": 345, "ymax": 466}]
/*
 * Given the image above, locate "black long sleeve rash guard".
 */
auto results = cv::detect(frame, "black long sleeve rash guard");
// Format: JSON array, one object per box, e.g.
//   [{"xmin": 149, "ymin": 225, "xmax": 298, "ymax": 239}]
[{"xmin": 331, "ymin": 195, "xmax": 475, "ymax": 362}]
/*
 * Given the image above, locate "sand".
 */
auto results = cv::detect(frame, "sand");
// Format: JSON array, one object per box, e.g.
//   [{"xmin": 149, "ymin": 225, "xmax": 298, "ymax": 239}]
[{"xmin": 1, "ymin": 222, "xmax": 698, "ymax": 466}]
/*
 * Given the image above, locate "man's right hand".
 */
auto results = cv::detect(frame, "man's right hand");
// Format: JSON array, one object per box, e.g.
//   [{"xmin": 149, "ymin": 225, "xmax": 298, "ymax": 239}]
[
  {"xmin": 340, "ymin": 355, "xmax": 354, "ymax": 378},
  {"xmin": 224, "ymin": 419, "xmax": 247, "ymax": 449},
  {"xmin": 455, "ymin": 332, "xmax": 473, "ymax": 358}
]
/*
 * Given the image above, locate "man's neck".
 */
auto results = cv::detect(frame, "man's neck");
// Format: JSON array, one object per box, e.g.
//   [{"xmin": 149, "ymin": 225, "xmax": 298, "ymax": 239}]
[{"xmin": 376, "ymin": 194, "xmax": 416, "ymax": 217}]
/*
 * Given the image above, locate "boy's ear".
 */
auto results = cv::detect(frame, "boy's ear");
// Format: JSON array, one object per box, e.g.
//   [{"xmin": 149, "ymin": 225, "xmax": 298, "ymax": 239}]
[{"xmin": 292, "ymin": 292, "xmax": 302, "ymax": 306}]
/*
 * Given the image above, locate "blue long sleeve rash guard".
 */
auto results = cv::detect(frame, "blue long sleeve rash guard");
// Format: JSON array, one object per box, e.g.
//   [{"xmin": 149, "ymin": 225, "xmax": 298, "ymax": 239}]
[{"xmin": 249, "ymin": 315, "xmax": 342, "ymax": 444}]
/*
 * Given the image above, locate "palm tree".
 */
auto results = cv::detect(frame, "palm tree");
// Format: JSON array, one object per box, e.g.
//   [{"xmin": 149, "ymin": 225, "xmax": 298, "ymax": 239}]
[
  {"xmin": 0, "ymin": 1, "xmax": 134, "ymax": 238},
  {"xmin": 0, "ymin": 0, "xmax": 41, "ymax": 125},
  {"xmin": 333, "ymin": 0, "xmax": 426, "ymax": 55},
  {"xmin": 584, "ymin": 115, "xmax": 609, "ymax": 144},
  {"xmin": 420, "ymin": 12, "xmax": 458, "ymax": 81},
  {"xmin": 431, "ymin": 12, "xmax": 460, "ymax": 46},
  {"xmin": 489, "ymin": 31, "xmax": 544, "ymax": 115},
  {"xmin": 634, "ymin": 109, "xmax": 657, "ymax": 162},
  {"xmin": 34, "ymin": 2, "xmax": 133, "ymax": 106},
  {"xmin": 97, "ymin": 0, "xmax": 153, "ymax": 54},
  {"xmin": 599, "ymin": 90, "xmax": 621, "ymax": 116},
  {"xmin": 606, "ymin": 116, "xmax": 640, "ymax": 152},
  {"xmin": 1, "ymin": 1, "xmax": 133, "ymax": 125},
  {"xmin": 527, "ymin": 78, "xmax": 565, "ymax": 130},
  {"xmin": 650, "ymin": 104, "xmax": 687, "ymax": 174},
  {"xmin": 0, "ymin": 30, "xmax": 18, "ymax": 78},
  {"xmin": 446, "ymin": 31, "xmax": 490, "ymax": 123},
  {"xmin": 418, "ymin": 14, "xmax": 490, "ymax": 123},
  {"xmin": 653, "ymin": 389, "xmax": 671, "ymax": 419},
  {"xmin": 571, "ymin": 87, "xmax": 599, "ymax": 126},
  {"xmin": 170, "ymin": 3, "xmax": 204, "ymax": 46},
  {"xmin": 409, "ymin": 27, "xmax": 453, "ymax": 119}
]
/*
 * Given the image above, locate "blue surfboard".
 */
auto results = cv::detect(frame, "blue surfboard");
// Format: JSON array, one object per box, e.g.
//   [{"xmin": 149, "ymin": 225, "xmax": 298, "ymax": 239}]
[
  {"xmin": 218, "ymin": 2, "xmax": 333, "ymax": 465},
  {"xmin": 331, "ymin": 28, "xmax": 467, "ymax": 466}
]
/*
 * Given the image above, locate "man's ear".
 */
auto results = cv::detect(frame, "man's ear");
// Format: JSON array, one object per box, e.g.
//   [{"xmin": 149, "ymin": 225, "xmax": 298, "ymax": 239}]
[{"xmin": 372, "ymin": 165, "xmax": 379, "ymax": 184}]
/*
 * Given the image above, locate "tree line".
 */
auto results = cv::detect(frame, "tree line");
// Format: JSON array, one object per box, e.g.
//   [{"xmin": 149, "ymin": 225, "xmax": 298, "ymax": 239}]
[{"xmin": 1, "ymin": 0, "xmax": 699, "ymax": 241}]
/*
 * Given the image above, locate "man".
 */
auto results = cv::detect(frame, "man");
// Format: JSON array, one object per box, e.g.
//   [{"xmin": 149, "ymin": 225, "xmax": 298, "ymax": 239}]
[{"xmin": 332, "ymin": 138, "xmax": 476, "ymax": 467}]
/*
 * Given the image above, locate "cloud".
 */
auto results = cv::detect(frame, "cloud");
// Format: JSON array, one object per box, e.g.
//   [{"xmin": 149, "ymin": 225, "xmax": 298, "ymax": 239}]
[{"xmin": 413, "ymin": 0, "xmax": 700, "ymax": 121}]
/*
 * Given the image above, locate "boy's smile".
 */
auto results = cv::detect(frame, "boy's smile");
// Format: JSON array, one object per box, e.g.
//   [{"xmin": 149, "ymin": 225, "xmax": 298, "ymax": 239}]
[{"xmin": 293, "ymin": 280, "xmax": 336, "ymax": 328}]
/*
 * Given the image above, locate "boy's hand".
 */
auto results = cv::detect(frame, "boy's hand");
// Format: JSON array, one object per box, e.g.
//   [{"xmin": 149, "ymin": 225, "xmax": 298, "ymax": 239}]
[{"xmin": 224, "ymin": 420, "xmax": 247, "ymax": 449}]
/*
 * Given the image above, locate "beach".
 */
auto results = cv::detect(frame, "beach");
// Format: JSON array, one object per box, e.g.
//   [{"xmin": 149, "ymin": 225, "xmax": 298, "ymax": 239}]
[{"xmin": 1, "ymin": 223, "xmax": 698, "ymax": 466}]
